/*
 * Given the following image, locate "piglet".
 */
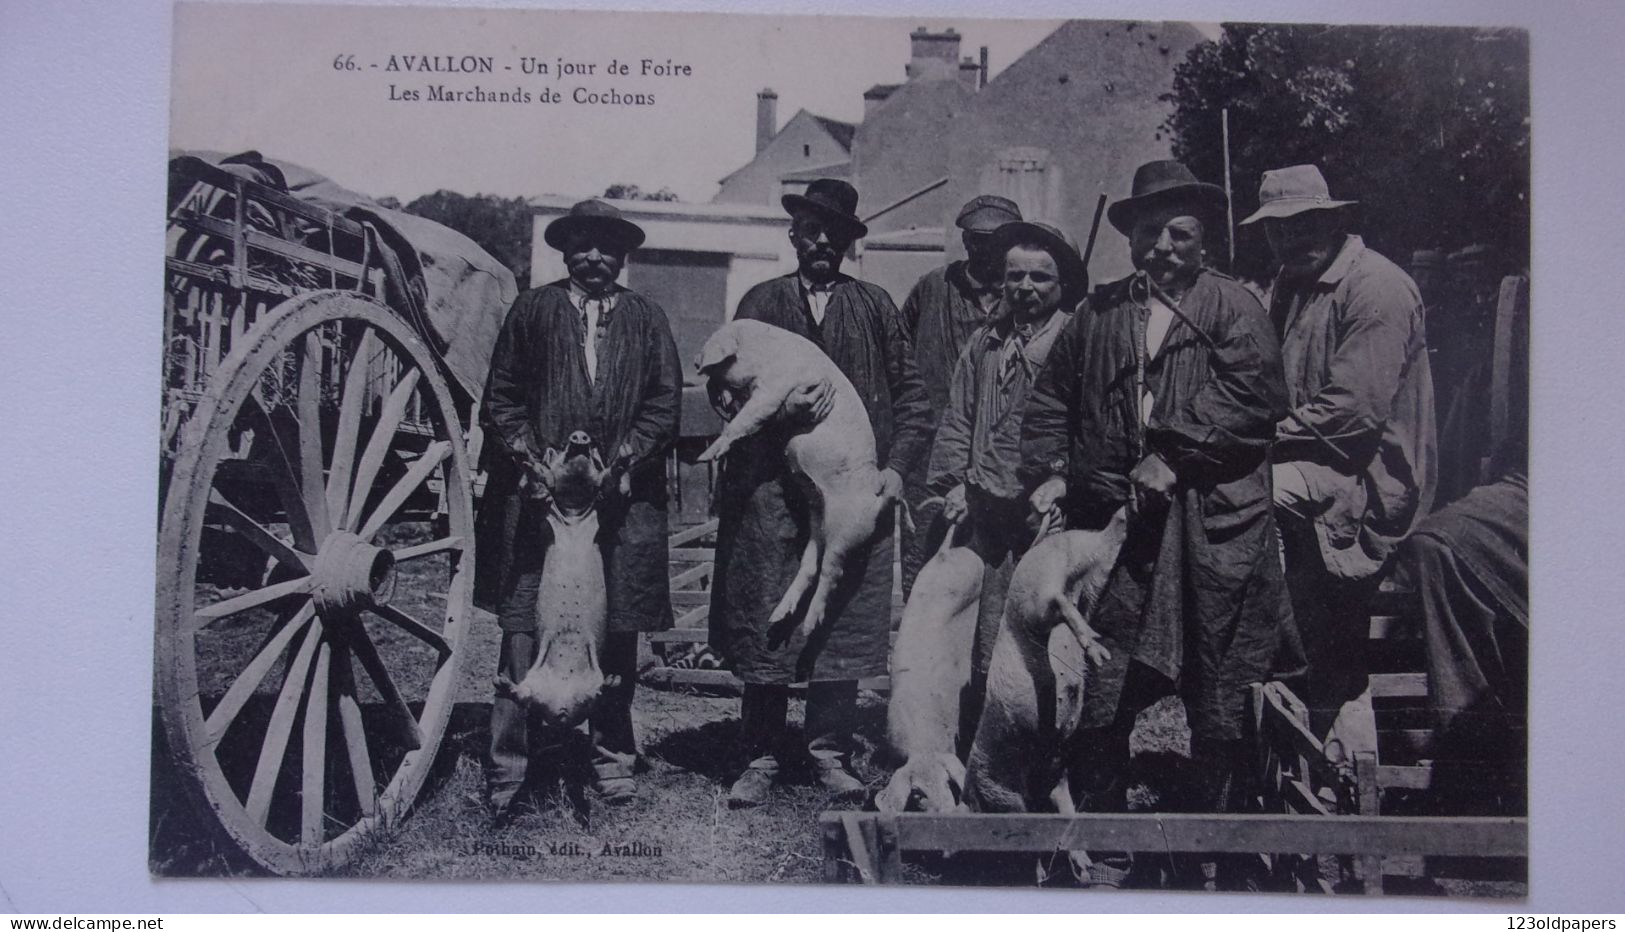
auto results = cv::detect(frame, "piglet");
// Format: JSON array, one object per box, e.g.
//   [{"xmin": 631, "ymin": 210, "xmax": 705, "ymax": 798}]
[
  {"xmin": 494, "ymin": 431, "xmax": 609, "ymax": 728},
  {"xmin": 964, "ymin": 508, "xmax": 1128, "ymax": 813},
  {"xmin": 694, "ymin": 319, "xmax": 891, "ymax": 646}
]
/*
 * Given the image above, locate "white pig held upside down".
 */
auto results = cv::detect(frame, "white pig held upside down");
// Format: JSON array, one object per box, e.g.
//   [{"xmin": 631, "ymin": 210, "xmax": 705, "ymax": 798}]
[
  {"xmin": 494, "ymin": 431, "xmax": 609, "ymax": 728},
  {"xmin": 694, "ymin": 319, "xmax": 891, "ymax": 645}
]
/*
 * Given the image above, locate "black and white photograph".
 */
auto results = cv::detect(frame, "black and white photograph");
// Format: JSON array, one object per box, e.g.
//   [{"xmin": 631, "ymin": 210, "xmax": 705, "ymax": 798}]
[{"xmin": 140, "ymin": 2, "xmax": 1542, "ymax": 895}]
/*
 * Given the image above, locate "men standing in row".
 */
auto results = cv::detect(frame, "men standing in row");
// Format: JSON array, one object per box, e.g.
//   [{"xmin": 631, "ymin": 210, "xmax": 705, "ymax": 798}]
[
  {"xmin": 707, "ymin": 179, "xmax": 932, "ymax": 808},
  {"xmin": 927, "ymin": 219, "xmax": 1085, "ymax": 728},
  {"xmin": 1021, "ymin": 161, "xmax": 1296, "ymax": 887},
  {"xmin": 1244, "ymin": 164, "xmax": 1436, "ymax": 742},
  {"xmin": 900, "ymin": 194, "xmax": 1024, "ymax": 595},
  {"xmin": 480, "ymin": 199, "xmax": 683, "ymax": 817}
]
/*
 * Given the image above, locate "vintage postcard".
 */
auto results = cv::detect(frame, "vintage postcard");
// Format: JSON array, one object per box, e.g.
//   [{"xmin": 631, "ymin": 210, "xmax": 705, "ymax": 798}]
[{"xmin": 153, "ymin": 2, "xmax": 1529, "ymax": 895}]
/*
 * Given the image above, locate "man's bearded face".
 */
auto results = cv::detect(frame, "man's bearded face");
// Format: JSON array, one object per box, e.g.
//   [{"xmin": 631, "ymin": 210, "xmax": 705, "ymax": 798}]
[
  {"xmin": 564, "ymin": 232, "xmax": 627, "ymax": 294},
  {"xmin": 1130, "ymin": 205, "xmax": 1206, "ymax": 291},
  {"xmin": 790, "ymin": 212, "xmax": 853, "ymax": 283},
  {"xmin": 1264, "ymin": 211, "xmax": 1342, "ymax": 283}
]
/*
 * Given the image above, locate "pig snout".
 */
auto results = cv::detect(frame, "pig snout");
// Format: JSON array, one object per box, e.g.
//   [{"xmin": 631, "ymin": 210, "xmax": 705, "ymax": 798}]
[{"xmin": 501, "ymin": 629, "xmax": 605, "ymax": 728}]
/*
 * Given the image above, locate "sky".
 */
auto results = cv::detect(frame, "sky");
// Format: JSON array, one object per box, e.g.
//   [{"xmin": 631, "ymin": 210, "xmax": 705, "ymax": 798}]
[{"xmin": 170, "ymin": 5, "xmax": 1078, "ymax": 204}]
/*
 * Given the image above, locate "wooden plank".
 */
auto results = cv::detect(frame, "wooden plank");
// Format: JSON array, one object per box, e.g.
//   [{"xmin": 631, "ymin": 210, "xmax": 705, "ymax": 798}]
[
  {"xmin": 670, "ymin": 547, "xmax": 716, "ymax": 563},
  {"xmin": 1367, "ymin": 615, "xmax": 1417, "ymax": 639},
  {"xmin": 673, "ymin": 605, "xmax": 708, "ymax": 628},
  {"xmin": 1356, "ymin": 752, "xmax": 1384, "ymax": 894},
  {"xmin": 172, "ymin": 159, "xmax": 368, "ymax": 237},
  {"xmin": 1376, "ymin": 765, "xmax": 1435, "ymax": 791},
  {"xmin": 881, "ymin": 812, "xmax": 1527, "ymax": 859},
  {"xmin": 1258, "ymin": 684, "xmax": 1343, "ymax": 788},
  {"xmin": 642, "ymin": 667, "xmax": 890, "ymax": 693},
  {"xmin": 671, "ymin": 590, "xmax": 710, "ymax": 608},
  {"xmin": 820, "ymin": 814, "xmax": 848, "ymax": 884},
  {"xmin": 874, "ymin": 814, "xmax": 903, "ymax": 883},
  {"xmin": 668, "ymin": 562, "xmax": 713, "ymax": 590},
  {"xmin": 647, "ymin": 627, "xmax": 713, "ymax": 644},
  {"xmin": 1283, "ymin": 777, "xmax": 1333, "ymax": 816},
  {"xmin": 668, "ymin": 519, "xmax": 719, "ymax": 548},
  {"xmin": 841, "ymin": 812, "xmax": 879, "ymax": 884},
  {"xmin": 1370, "ymin": 672, "xmax": 1429, "ymax": 699}
]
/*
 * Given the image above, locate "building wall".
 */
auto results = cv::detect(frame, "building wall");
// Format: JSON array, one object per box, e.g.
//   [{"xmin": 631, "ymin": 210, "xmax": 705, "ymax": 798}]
[
  {"xmin": 943, "ymin": 20, "xmax": 1208, "ymax": 284},
  {"xmin": 851, "ymin": 78, "xmax": 973, "ymax": 241},
  {"xmin": 712, "ymin": 110, "xmax": 852, "ymax": 207}
]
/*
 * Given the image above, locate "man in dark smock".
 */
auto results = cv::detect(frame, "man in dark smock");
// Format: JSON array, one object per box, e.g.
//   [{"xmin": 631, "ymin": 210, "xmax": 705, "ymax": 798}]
[
  {"xmin": 1020, "ymin": 161, "xmax": 1295, "ymax": 887},
  {"xmin": 479, "ymin": 199, "xmax": 681, "ymax": 815},
  {"xmin": 707, "ymin": 178, "xmax": 931, "ymax": 807},
  {"xmin": 898, "ymin": 194, "xmax": 1023, "ymax": 594},
  {"xmin": 1243, "ymin": 164, "xmax": 1436, "ymax": 740}
]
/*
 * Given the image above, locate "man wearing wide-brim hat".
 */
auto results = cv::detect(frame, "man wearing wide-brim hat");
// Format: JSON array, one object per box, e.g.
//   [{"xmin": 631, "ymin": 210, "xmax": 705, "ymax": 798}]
[
  {"xmin": 897, "ymin": 194, "xmax": 1024, "ymax": 596},
  {"xmin": 924, "ymin": 219, "xmax": 1083, "ymax": 723},
  {"xmin": 705, "ymin": 178, "xmax": 931, "ymax": 808},
  {"xmin": 1018, "ymin": 160, "xmax": 1296, "ymax": 888},
  {"xmin": 1244, "ymin": 163, "xmax": 1436, "ymax": 746},
  {"xmin": 479, "ymin": 197, "xmax": 682, "ymax": 816}
]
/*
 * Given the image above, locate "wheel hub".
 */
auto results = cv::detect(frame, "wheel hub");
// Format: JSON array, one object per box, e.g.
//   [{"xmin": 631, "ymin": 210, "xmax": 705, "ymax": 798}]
[{"xmin": 311, "ymin": 530, "xmax": 396, "ymax": 614}]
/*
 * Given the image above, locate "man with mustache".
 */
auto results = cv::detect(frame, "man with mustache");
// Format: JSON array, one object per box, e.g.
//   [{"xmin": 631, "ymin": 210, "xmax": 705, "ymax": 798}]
[
  {"xmin": 1020, "ymin": 161, "xmax": 1296, "ymax": 888},
  {"xmin": 1243, "ymin": 164, "xmax": 1436, "ymax": 747},
  {"xmin": 898, "ymin": 194, "xmax": 1023, "ymax": 596},
  {"xmin": 707, "ymin": 178, "xmax": 931, "ymax": 808},
  {"xmin": 926, "ymin": 219, "xmax": 1084, "ymax": 727},
  {"xmin": 479, "ymin": 198, "xmax": 682, "ymax": 818}
]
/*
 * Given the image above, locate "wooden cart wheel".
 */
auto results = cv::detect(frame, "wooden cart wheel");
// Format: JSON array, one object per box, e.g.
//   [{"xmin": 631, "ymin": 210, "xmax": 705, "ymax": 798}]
[{"xmin": 156, "ymin": 290, "xmax": 473, "ymax": 875}]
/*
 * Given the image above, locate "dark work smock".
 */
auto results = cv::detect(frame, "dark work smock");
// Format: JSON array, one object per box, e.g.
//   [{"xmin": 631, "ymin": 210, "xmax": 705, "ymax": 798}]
[
  {"xmin": 708, "ymin": 273, "xmax": 931, "ymax": 683},
  {"xmin": 476, "ymin": 280, "xmax": 682, "ymax": 633},
  {"xmin": 1020, "ymin": 269, "xmax": 1298, "ymax": 741}
]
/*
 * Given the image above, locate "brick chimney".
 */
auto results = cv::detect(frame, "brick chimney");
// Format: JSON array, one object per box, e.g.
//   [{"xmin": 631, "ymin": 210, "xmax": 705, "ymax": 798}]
[
  {"xmin": 958, "ymin": 55, "xmax": 982, "ymax": 91},
  {"xmin": 906, "ymin": 27, "xmax": 960, "ymax": 81},
  {"xmin": 756, "ymin": 88, "xmax": 778, "ymax": 154}
]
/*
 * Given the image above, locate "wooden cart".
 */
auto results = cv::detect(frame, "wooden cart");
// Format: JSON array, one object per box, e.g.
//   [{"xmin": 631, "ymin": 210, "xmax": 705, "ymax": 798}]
[{"xmin": 155, "ymin": 154, "xmax": 513, "ymax": 874}]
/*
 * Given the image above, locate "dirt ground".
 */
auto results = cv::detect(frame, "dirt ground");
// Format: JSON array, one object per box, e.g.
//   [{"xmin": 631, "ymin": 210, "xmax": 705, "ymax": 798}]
[{"xmin": 151, "ymin": 534, "xmax": 1524, "ymax": 896}]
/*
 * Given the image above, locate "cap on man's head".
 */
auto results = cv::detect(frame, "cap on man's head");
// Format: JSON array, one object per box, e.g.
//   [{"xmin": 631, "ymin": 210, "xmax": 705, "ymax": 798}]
[
  {"xmin": 782, "ymin": 177, "xmax": 867, "ymax": 240},
  {"xmin": 955, "ymin": 195, "xmax": 1022, "ymax": 233},
  {"xmin": 1238, "ymin": 164, "xmax": 1357, "ymax": 225},
  {"xmin": 543, "ymin": 198, "xmax": 646, "ymax": 253}
]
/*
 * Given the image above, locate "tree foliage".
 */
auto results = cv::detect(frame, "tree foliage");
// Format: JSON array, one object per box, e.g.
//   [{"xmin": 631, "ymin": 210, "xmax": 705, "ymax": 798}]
[
  {"xmin": 603, "ymin": 183, "xmax": 680, "ymax": 202},
  {"xmin": 1163, "ymin": 24, "xmax": 1529, "ymax": 280},
  {"xmin": 398, "ymin": 190, "xmax": 534, "ymax": 289}
]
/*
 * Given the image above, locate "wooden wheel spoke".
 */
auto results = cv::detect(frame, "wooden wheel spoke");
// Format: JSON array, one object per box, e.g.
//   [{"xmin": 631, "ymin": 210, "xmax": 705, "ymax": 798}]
[
  {"xmin": 345, "ymin": 366, "xmax": 422, "ymax": 530},
  {"xmin": 346, "ymin": 624, "xmax": 424, "ymax": 751},
  {"xmin": 331, "ymin": 645, "xmax": 376, "ymax": 818},
  {"xmin": 245, "ymin": 395, "xmax": 318, "ymax": 552},
  {"xmin": 297, "ymin": 332, "xmax": 333, "ymax": 540},
  {"xmin": 325, "ymin": 329, "xmax": 378, "ymax": 527},
  {"xmin": 392, "ymin": 536, "xmax": 464, "ymax": 563},
  {"xmin": 208, "ymin": 490, "xmax": 311, "ymax": 573},
  {"xmin": 301, "ymin": 640, "xmax": 332, "ymax": 847},
  {"xmin": 203, "ymin": 602, "xmax": 315, "ymax": 747},
  {"xmin": 196, "ymin": 574, "xmax": 315, "ymax": 625},
  {"xmin": 245, "ymin": 617, "xmax": 323, "ymax": 828},
  {"xmin": 357, "ymin": 441, "xmax": 450, "ymax": 540},
  {"xmin": 369, "ymin": 604, "xmax": 450, "ymax": 658}
]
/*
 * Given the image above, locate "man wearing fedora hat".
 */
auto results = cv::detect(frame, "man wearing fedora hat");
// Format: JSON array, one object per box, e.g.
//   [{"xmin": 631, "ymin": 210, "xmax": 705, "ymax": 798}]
[
  {"xmin": 925, "ymin": 219, "xmax": 1085, "ymax": 720},
  {"xmin": 479, "ymin": 198, "xmax": 682, "ymax": 817},
  {"xmin": 1243, "ymin": 163, "xmax": 1436, "ymax": 743},
  {"xmin": 706, "ymin": 178, "xmax": 931, "ymax": 807},
  {"xmin": 897, "ymin": 194, "xmax": 1024, "ymax": 595},
  {"xmin": 1021, "ymin": 160, "xmax": 1295, "ymax": 887}
]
